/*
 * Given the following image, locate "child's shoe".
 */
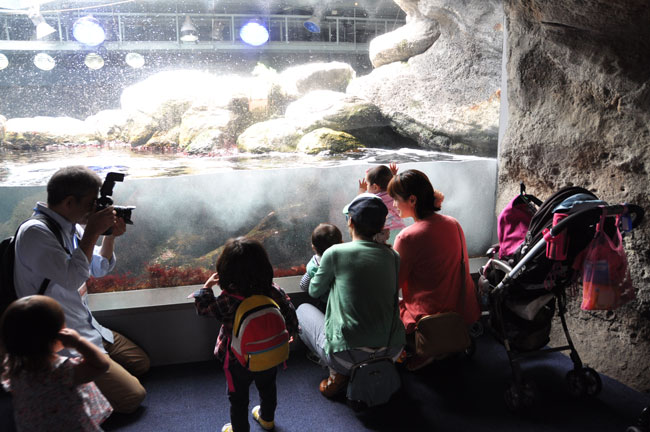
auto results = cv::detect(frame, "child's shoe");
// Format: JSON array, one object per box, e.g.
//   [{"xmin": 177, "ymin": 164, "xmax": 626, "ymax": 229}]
[
  {"xmin": 251, "ymin": 405, "xmax": 275, "ymax": 430},
  {"xmin": 221, "ymin": 423, "xmax": 233, "ymax": 432}
]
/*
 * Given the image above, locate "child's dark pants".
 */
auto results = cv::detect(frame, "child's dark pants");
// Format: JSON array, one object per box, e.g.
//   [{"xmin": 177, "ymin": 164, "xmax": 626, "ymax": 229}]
[{"xmin": 227, "ymin": 358, "xmax": 277, "ymax": 432}]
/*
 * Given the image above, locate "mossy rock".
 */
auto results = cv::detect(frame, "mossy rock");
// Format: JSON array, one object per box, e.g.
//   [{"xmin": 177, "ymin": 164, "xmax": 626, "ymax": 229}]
[{"xmin": 297, "ymin": 128, "xmax": 363, "ymax": 154}]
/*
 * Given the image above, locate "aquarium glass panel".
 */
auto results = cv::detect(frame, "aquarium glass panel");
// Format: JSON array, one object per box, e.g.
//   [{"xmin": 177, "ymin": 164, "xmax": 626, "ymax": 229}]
[{"xmin": 0, "ymin": 1, "xmax": 500, "ymax": 293}]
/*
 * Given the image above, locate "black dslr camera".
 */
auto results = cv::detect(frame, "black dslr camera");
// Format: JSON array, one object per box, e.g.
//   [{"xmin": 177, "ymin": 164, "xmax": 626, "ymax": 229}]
[{"xmin": 96, "ymin": 172, "xmax": 136, "ymax": 235}]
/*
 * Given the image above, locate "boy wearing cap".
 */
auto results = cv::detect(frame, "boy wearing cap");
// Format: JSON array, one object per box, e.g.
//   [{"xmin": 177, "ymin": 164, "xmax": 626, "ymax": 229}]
[{"xmin": 296, "ymin": 194, "xmax": 405, "ymax": 398}]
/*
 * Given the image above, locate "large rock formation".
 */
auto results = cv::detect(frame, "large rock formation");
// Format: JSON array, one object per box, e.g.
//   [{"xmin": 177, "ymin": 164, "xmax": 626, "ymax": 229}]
[
  {"xmin": 348, "ymin": 0, "xmax": 503, "ymax": 156},
  {"xmin": 499, "ymin": 0, "xmax": 650, "ymax": 392}
]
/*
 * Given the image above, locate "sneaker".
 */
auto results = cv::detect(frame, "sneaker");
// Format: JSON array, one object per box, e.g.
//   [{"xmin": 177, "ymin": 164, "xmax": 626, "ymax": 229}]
[
  {"xmin": 251, "ymin": 405, "xmax": 275, "ymax": 431},
  {"xmin": 221, "ymin": 423, "xmax": 233, "ymax": 432},
  {"xmin": 319, "ymin": 371, "xmax": 349, "ymax": 398},
  {"xmin": 405, "ymin": 354, "xmax": 434, "ymax": 372}
]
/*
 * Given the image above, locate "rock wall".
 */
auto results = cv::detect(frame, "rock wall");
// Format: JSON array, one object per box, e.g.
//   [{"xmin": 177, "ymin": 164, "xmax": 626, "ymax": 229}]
[
  {"xmin": 499, "ymin": 0, "xmax": 650, "ymax": 392},
  {"xmin": 348, "ymin": 0, "xmax": 503, "ymax": 156}
]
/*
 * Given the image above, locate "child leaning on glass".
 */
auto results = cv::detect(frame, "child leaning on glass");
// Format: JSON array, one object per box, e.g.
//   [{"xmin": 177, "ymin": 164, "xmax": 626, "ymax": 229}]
[
  {"xmin": 357, "ymin": 162, "xmax": 406, "ymax": 244},
  {"xmin": 299, "ymin": 223, "xmax": 343, "ymax": 309},
  {"xmin": 1, "ymin": 295, "xmax": 113, "ymax": 431}
]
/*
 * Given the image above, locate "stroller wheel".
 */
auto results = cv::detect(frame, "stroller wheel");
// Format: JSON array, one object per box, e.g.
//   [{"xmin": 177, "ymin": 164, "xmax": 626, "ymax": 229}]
[
  {"xmin": 581, "ymin": 367, "xmax": 602, "ymax": 396},
  {"xmin": 566, "ymin": 367, "xmax": 602, "ymax": 397},
  {"xmin": 566, "ymin": 369, "xmax": 586, "ymax": 397},
  {"xmin": 463, "ymin": 337, "xmax": 477, "ymax": 358},
  {"xmin": 469, "ymin": 321, "xmax": 484, "ymax": 338},
  {"xmin": 504, "ymin": 379, "xmax": 538, "ymax": 412}
]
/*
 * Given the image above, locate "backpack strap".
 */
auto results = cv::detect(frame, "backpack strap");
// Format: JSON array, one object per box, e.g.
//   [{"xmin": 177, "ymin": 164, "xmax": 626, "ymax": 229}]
[{"xmin": 28, "ymin": 212, "xmax": 70, "ymax": 295}]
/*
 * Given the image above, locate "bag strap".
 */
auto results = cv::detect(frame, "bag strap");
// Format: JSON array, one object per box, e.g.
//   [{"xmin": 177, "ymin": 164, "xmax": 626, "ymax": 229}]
[
  {"xmin": 386, "ymin": 249, "xmax": 400, "ymax": 350},
  {"xmin": 26, "ymin": 212, "xmax": 69, "ymax": 295},
  {"xmin": 455, "ymin": 221, "xmax": 467, "ymax": 307}
]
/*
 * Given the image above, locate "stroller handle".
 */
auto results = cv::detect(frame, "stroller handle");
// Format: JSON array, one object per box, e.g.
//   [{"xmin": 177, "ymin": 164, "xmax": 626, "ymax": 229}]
[{"xmin": 550, "ymin": 203, "xmax": 644, "ymax": 238}]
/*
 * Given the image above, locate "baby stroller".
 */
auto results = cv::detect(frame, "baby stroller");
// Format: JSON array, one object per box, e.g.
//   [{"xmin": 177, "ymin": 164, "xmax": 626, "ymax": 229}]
[{"xmin": 478, "ymin": 185, "xmax": 644, "ymax": 411}]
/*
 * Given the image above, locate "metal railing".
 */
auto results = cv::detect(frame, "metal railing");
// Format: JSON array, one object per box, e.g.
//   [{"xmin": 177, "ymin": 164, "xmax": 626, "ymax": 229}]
[{"xmin": 0, "ymin": 12, "xmax": 405, "ymax": 52}]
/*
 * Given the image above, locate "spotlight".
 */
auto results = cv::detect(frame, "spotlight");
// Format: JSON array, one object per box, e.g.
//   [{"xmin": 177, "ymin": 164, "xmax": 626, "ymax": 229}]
[
  {"xmin": 73, "ymin": 15, "xmax": 105, "ymax": 46},
  {"xmin": 125, "ymin": 52, "xmax": 145, "ymax": 69},
  {"xmin": 33, "ymin": 52, "xmax": 55, "ymax": 71},
  {"xmin": 180, "ymin": 15, "xmax": 198, "ymax": 42},
  {"xmin": 303, "ymin": 16, "xmax": 321, "ymax": 33},
  {"xmin": 0, "ymin": 53, "xmax": 8, "ymax": 70},
  {"xmin": 240, "ymin": 20, "xmax": 269, "ymax": 46},
  {"xmin": 28, "ymin": 7, "xmax": 56, "ymax": 40},
  {"xmin": 84, "ymin": 53, "xmax": 104, "ymax": 70}
]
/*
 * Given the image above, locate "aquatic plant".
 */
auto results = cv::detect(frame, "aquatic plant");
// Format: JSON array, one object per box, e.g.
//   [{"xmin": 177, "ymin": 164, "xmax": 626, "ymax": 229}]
[{"xmin": 87, "ymin": 263, "xmax": 306, "ymax": 293}]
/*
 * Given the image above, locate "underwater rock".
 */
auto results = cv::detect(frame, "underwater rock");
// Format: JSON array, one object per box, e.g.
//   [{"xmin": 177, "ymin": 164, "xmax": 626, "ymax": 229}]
[
  {"xmin": 194, "ymin": 205, "xmax": 314, "ymax": 271},
  {"xmin": 285, "ymin": 90, "xmax": 388, "ymax": 132},
  {"xmin": 370, "ymin": 17, "xmax": 440, "ymax": 68},
  {"xmin": 297, "ymin": 128, "xmax": 363, "ymax": 154},
  {"xmin": 0, "ymin": 114, "xmax": 5, "ymax": 142},
  {"xmin": 85, "ymin": 109, "xmax": 128, "ymax": 142},
  {"xmin": 179, "ymin": 107, "xmax": 238, "ymax": 153},
  {"xmin": 142, "ymin": 126, "xmax": 181, "ymax": 151},
  {"xmin": 3, "ymin": 116, "xmax": 96, "ymax": 149},
  {"xmin": 279, "ymin": 62, "xmax": 356, "ymax": 99},
  {"xmin": 237, "ymin": 118, "xmax": 306, "ymax": 153},
  {"xmin": 122, "ymin": 111, "xmax": 157, "ymax": 147},
  {"xmin": 347, "ymin": 0, "xmax": 502, "ymax": 155}
]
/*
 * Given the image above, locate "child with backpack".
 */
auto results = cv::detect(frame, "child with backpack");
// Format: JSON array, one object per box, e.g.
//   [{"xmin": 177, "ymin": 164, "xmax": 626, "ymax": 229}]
[
  {"xmin": 191, "ymin": 237, "xmax": 299, "ymax": 432},
  {"xmin": 1, "ymin": 295, "xmax": 113, "ymax": 431}
]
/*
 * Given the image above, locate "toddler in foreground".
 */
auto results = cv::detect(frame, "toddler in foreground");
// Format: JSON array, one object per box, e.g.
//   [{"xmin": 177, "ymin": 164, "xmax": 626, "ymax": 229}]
[{"xmin": 1, "ymin": 295, "xmax": 112, "ymax": 431}]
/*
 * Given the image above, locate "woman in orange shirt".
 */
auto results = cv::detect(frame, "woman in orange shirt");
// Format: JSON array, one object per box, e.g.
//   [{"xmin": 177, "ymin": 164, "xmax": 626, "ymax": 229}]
[{"xmin": 387, "ymin": 169, "xmax": 480, "ymax": 370}]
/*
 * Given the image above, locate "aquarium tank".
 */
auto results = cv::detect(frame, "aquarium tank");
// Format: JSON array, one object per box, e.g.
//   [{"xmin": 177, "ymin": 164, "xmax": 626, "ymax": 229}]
[{"xmin": 0, "ymin": 0, "xmax": 501, "ymax": 293}]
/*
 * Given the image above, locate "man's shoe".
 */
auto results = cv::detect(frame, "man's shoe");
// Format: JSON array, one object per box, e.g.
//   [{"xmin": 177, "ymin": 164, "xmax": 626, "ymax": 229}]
[
  {"xmin": 306, "ymin": 350, "xmax": 325, "ymax": 367},
  {"xmin": 319, "ymin": 371, "xmax": 349, "ymax": 398},
  {"xmin": 406, "ymin": 354, "xmax": 434, "ymax": 372},
  {"xmin": 251, "ymin": 405, "xmax": 275, "ymax": 431},
  {"xmin": 221, "ymin": 423, "xmax": 233, "ymax": 432}
]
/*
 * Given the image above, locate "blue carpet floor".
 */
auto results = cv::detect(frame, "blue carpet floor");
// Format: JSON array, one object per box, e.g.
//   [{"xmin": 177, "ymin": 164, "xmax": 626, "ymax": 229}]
[{"xmin": 2, "ymin": 333, "xmax": 649, "ymax": 431}]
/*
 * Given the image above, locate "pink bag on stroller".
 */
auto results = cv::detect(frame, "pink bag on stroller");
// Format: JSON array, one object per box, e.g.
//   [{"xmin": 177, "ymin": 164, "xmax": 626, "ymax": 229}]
[
  {"xmin": 581, "ymin": 214, "xmax": 635, "ymax": 310},
  {"xmin": 498, "ymin": 195, "xmax": 536, "ymax": 259}
]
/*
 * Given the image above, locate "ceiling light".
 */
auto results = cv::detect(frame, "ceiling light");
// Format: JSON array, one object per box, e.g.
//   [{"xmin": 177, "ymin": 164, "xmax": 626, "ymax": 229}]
[
  {"xmin": 180, "ymin": 15, "xmax": 198, "ymax": 42},
  {"xmin": 0, "ymin": 53, "xmax": 8, "ymax": 70},
  {"xmin": 33, "ymin": 52, "xmax": 55, "ymax": 70},
  {"xmin": 73, "ymin": 15, "xmax": 105, "ymax": 46},
  {"xmin": 28, "ymin": 6, "xmax": 56, "ymax": 40},
  {"xmin": 303, "ymin": 16, "xmax": 321, "ymax": 33},
  {"xmin": 30, "ymin": 15, "xmax": 56, "ymax": 39},
  {"xmin": 125, "ymin": 52, "xmax": 145, "ymax": 68},
  {"xmin": 84, "ymin": 53, "xmax": 104, "ymax": 70},
  {"xmin": 240, "ymin": 20, "xmax": 269, "ymax": 46}
]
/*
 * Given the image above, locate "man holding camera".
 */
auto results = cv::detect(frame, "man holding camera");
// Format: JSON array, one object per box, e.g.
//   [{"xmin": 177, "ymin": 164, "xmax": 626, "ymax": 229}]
[{"xmin": 13, "ymin": 166, "xmax": 149, "ymax": 414}]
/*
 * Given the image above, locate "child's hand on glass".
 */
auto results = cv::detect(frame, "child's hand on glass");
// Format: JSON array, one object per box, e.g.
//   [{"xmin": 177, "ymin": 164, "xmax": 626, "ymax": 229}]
[
  {"xmin": 358, "ymin": 178, "xmax": 368, "ymax": 194},
  {"xmin": 389, "ymin": 162, "xmax": 399, "ymax": 176},
  {"xmin": 203, "ymin": 272, "xmax": 220, "ymax": 289}
]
